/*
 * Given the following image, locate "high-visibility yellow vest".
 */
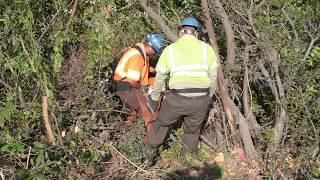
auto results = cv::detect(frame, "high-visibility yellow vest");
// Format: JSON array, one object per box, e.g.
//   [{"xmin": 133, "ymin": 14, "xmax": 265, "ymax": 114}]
[{"xmin": 156, "ymin": 35, "xmax": 218, "ymax": 88}]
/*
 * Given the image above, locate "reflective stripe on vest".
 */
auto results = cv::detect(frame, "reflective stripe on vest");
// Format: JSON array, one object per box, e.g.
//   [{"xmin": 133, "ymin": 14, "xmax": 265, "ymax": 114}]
[
  {"xmin": 115, "ymin": 49, "xmax": 144, "ymax": 78},
  {"xmin": 168, "ymin": 42, "xmax": 209, "ymax": 77}
]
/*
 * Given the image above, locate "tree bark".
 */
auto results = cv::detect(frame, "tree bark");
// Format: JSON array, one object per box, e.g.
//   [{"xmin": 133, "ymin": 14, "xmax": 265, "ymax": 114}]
[
  {"xmin": 138, "ymin": 0, "xmax": 178, "ymax": 42},
  {"xmin": 210, "ymin": 0, "xmax": 236, "ymax": 68}
]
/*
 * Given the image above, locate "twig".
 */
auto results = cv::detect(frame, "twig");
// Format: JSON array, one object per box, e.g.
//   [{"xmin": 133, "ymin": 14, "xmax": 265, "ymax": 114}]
[
  {"xmin": 213, "ymin": 129, "xmax": 240, "ymax": 154},
  {"xmin": 51, "ymin": 112, "xmax": 66, "ymax": 146},
  {"xmin": 18, "ymin": 86, "xmax": 26, "ymax": 108},
  {"xmin": 108, "ymin": 144, "xmax": 152, "ymax": 175},
  {"xmin": 92, "ymin": 126, "xmax": 114, "ymax": 130},
  {"xmin": 248, "ymin": 0, "xmax": 260, "ymax": 37},
  {"xmin": 130, "ymin": 161, "xmax": 148, "ymax": 179},
  {"xmin": 302, "ymin": 36, "xmax": 319, "ymax": 63},
  {"xmin": 38, "ymin": 7, "xmax": 62, "ymax": 41},
  {"xmin": 19, "ymin": 36, "xmax": 36, "ymax": 73},
  {"xmin": 281, "ymin": 5, "xmax": 299, "ymax": 41},
  {"xmin": 0, "ymin": 79, "xmax": 13, "ymax": 90},
  {"xmin": 300, "ymin": 92, "xmax": 318, "ymax": 140},
  {"xmin": 66, "ymin": 0, "xmax": 79, "ymax": 28},
  {"xmin": 25, "ymin": 146, "xmax": 31, "ymax": 169},
  {"xmin": 60, "ymin": 109, "xmax": 130, "ymax": 114},
  {"xmin": 222, "ymin": 111, "xmax": 230, "ymax": 149},
  {"xmin": 311, "ymin": 141, "xmax": 320, "ymax": 159},
  {"xmin": 200, "ymin": 135, "xmax": 216, "ymax": 149},
  {"xmin": 255, "ymin": 0, "xmax": 267, "ymax": 11},
  {"xmin": 42, "ymin": 96, "xmax": 56, "ymax": 145}
]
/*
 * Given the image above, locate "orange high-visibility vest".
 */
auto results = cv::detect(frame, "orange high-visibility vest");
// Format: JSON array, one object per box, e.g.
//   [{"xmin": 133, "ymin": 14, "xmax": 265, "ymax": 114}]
[{"xmin": 113, "ymin": 43, "xmax": 150, "ymax": 86}]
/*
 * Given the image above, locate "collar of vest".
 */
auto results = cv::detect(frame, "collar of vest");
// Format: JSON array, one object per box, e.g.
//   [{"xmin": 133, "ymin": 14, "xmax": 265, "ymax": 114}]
[{"xmin": 179, "ymin": 34, "xmax": 197, "ymax": 40}]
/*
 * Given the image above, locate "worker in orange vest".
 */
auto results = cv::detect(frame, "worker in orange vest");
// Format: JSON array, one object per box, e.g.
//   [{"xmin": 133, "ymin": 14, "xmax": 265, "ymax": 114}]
[{"xmin": 113, "ymin": 33, "xmax": 165, "ymax": 129}]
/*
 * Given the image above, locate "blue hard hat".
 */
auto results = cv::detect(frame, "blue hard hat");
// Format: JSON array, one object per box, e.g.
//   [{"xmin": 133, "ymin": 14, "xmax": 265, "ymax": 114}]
[
  {"xmin": 180, "ymin": 17, "xmax": 200, "ymax": 28},
  {"xmin": 146, "ymin": 33, "xmax": 165, "ymax": 54}
]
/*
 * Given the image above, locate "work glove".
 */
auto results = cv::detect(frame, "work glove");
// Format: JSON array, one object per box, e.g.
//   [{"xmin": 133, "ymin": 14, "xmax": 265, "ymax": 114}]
[
  {"xmin": 148, "ymin": 99, "xmax": 158, "ymax": 113},
  {"xmin": 141, "ymin": 85, "xmax": 148, "ymax": 93}
]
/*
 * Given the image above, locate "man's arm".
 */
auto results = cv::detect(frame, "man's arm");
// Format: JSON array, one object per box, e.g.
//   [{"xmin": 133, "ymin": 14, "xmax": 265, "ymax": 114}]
[
  {"xmin": 151, "ymin": 73, "xmax": 168, "ymax": 101},
  {"xmin": 150, "ymin": 47, "xmax": 170, "ymax": 101},
  {"xmin": 207, "ymin": 45, "xmax": 219, "ymax": 97},
  {"xmin": 124, "ymin": 54, "xmax": 145, "ymax": 88},
  {"xmin": 208, "ymin": 65, "xmax": 218, "ymax": 97}
]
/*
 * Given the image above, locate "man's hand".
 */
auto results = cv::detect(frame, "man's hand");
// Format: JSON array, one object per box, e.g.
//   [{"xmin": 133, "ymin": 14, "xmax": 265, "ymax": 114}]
[
  {"xmin": 149, "ymin": 66, "xmax": 156, "ymax": 73},
  {"xmin": 149, "ymin": 99, "xmax": 158, "ymax": 113}
]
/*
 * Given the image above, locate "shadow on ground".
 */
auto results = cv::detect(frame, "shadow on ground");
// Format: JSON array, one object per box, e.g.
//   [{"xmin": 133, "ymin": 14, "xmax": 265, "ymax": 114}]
[{"xmin": 164, "ymin": 162, "xmax": 222, "ymax": 180}]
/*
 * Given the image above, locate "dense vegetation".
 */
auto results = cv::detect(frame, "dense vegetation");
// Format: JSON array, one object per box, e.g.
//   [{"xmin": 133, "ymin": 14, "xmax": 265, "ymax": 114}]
[{"xmin": 0, "ymin": 0, "xmax": 319, "ymax": 179}]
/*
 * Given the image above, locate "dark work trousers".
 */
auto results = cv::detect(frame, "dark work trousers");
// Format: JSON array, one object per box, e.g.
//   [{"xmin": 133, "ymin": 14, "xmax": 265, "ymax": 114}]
[
  {"xmin": 116, "ymin": 87, "xmax": 154, "ymax": 127},
  {"xmin": 146, "ymin": 93, "xmax": 211, "ymax": 151},
  {"xmin": 116, "ymin": 88, "xmax": 140, "ymax": 117}
]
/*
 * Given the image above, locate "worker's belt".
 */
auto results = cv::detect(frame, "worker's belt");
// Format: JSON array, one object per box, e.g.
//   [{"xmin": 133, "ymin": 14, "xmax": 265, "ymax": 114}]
[
  {"xmin": 170, "ymin": 88, "xmax": 210, "ymax": 99},
  {"xmin": 114, "ymin": 81, "xmax": 131, "ymax": 91},
  {"xmin": 170, "ymin": 88, "xmax": 210, "ymax": 93}
]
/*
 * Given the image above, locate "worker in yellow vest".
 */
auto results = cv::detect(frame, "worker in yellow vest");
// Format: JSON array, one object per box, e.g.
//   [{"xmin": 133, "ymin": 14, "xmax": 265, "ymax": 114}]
[{"xmin": 144, "ymin": 17, "xmax": 219, "ymax": 166}]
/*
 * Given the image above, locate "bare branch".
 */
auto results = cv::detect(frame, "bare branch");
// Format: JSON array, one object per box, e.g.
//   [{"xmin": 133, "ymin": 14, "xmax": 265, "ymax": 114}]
[
  {"xmin": 201, "ymin": 0, "xmax": 219, "ymax": 54},
  {"xmin": 210, "ymin": 0, "xmax": 236, "ymax": 67},
  {"xmin": 302, "ymin": 36, "xmax": 319, "ymax": 63},
  {"xmin": 258, "ymin": 61, "xmax": 279, "ymax": 102},
  {"xmin": 66, "ymin": 0, "xmax": 79, "ymax": 28},
  {"xmin": 38, "ymin": 7, "xmax": 62, "ymax": 41},
  {"xmin": 138, "ymin": 0, "xmax": 178, "ymax": 42},
  {"xmin": 19, "ymin": 36, "xmax": 37, "ymax": 73},
  {"xmin": 248, "ymin": 0, "xmax": 260, "ymax": 37},
  {"xmin": 242, "ymin": 45, "xmax": 251, "ymax": 117},
  {"xmin": 311, "ymin": 141, "xmax": 320, "ymax": 159},
  {"xmin": 255, "ymin": 0, "xmax": 267, "ymax": 11},
  {"xmin": 0, "ymin": 79, "xmax": 13, "ymax": 90},
  {"xmin": 281, "ymin": 5, "xmax": 299, "ymax": 41}
]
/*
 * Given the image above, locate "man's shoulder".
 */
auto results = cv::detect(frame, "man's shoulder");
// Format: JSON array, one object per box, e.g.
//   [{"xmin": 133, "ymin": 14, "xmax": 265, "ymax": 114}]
[{"xmin": 201, "ymin": 41, "xmax": 216, "ymax": 54}]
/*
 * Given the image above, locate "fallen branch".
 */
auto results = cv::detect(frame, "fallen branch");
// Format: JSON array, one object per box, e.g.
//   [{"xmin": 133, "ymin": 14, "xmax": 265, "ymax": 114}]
[
  {"xmin": 302, "ymin": 36, "xmax": 319, "ymax": 63},
  {"xmin": 60, "ymin": 109, "xmax": 130, "ymax": 115},
  {"xmin": 108, "ymin": 144, "xmax": 152, "ymax": 175},
  {"xmin": 25, "ymin": 146, "xmax": 31, "ymax": 169},
  {"xmin": 0, "ymin": 79, "xmax": 13, "ymax": 90},
  {"xmin": 42, "ymin": 96, "xmax": 56, "ymax": 145},
  {"xmin": 200, "ymin": 135, "xmax": 216, "ymax": 149}
]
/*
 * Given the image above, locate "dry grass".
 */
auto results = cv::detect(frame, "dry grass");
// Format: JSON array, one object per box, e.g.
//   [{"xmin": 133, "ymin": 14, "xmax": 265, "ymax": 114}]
[{"xmin": 58, "ymin": 44, "xmax": 87, "ymax": 107}]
